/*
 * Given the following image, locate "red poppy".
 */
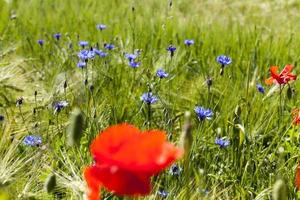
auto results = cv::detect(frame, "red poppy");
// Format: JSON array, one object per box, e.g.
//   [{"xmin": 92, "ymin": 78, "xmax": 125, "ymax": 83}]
[
  {"xmin": 265, "ymin": 65, "xmax": 297, "ymax": 85},
  {"xmin": 296, "ymin": 164, "xmax": 300, "ymax": 190},
  {"xmin": 84, "ymin": 123, "xmax": 183, "ymax": 200},
  {"xmin": 292, "ymin": 108, "xmax": 300, "ymax": 125}
]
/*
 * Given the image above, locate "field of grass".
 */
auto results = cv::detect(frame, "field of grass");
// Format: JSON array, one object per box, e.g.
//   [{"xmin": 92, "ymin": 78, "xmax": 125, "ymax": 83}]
[{"xmin": 1, "ymin": 0, "xmax": 300, "ymax": 199}]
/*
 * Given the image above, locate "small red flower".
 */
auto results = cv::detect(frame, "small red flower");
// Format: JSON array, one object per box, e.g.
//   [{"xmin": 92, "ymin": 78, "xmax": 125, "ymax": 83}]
[
  {"xmin": 292, "ymin": 108, "xmax": 300, "ymax": 125},
  {"xmin": 265, "ymin": 65, "xmax": 297, "ymax": 85},
  {"xmin": 84, "ymin": 123, "xmax": 183, "ymax": 200},
  {"xmin": 296, "ymin": 163, "xmax": 300, "ymax": 190}
]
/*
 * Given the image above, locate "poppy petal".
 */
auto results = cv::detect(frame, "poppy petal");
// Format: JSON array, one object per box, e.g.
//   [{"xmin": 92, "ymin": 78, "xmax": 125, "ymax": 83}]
[
  {"xmin": 292, "ymin": 109, "xmax": 300, "ymax": 125},
  {"xmin": 94, "ymin": 164, "xmax": 151, "ymax": 196},
  {"xmin": 296, "ymin": 164, "xmax": 300, "ymax": 190},
  {"xmin": 270, "ymin": 66, "xmax": 279, "ymax": 75},
  {"xmin": 265, "ymin": 77, "xmax": 275, "ymax": 85},
  {"xmin": 280, "ymin": 64, "xmax": 293, "ymax": 75},
  {"xmin": 84, "ymin": 166, "xmax": 101, "ymax": 200},
  {"xmin": 91, "ymin": 123, "xmax": 140, "ymax": 162},
  {"xmin": 286, "ymin": 74, "xmax": 297, "ymax": 81},
  {"xmin": 112, "ymin": 130, "xmax": 183, "ymax": 174}
]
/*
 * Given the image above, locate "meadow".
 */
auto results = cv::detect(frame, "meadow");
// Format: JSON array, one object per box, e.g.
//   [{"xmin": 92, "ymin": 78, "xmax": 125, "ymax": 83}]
[{"xmin": 1, "ymin": 0, "xmax": 300, "ymax": 199}]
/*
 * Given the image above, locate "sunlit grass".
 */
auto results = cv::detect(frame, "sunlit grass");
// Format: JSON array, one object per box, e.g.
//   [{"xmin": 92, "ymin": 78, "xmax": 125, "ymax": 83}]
[{"xmin": 0, "ymin": 0, "xmax": 300, "ymax": 199}]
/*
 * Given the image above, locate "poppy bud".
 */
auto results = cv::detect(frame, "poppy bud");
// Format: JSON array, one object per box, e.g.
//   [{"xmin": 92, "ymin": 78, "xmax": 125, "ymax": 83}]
[
  {"xmin": 89, "ymin": 85, "xmax": 94, "ymax": 92},
  {"xmin": 64, "ymin": 81, "xmax": 67, "ymax": 89},
  {"xmin": 206, "ymin": 77, "xmax": 213, "ymax": 87},
  {"xmin": 287, "ymin": 86, "xmax": 294, "ymax": 100},
  {"xmin": 0, "ymin": 115, "xmax": 5, "ymax": 122},
  {"xmin": 180, "ymin": 111, "xmax": 193, "ymax": 155},
  {"xmin": 67, "ymin": 108, "xmax": 85, "ymax": 146},
  {"xmin": 272, "ymin": 179, "xmax": 287, "ymax": 200},
  {"xmin": 44, "ymin": 173, "xmax": 56, "ymax": 193}
]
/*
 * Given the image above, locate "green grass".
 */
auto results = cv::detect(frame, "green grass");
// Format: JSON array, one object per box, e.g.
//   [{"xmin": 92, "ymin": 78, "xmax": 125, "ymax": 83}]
[{"xmin": 1, "ymin": 0, "xmax": 300, "ymax": 199}]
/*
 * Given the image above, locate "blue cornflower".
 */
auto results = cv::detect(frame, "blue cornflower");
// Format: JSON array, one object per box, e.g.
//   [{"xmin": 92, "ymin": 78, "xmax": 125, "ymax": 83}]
[
  {"xmin": 96, "ymin": 24, "xmax": 106, "ymax": 31},
  {"xmin": 23, "ymin": 135, "xmax": 42, "ymax": 146},
  {"xmin": 0, "ymin": 115, "xmax": 4, "ymax": 122},
  {"xmin": 216, "ymin": 55, "xmax": 232, "ymax": 66},
  {"xmin": 77, "ymin": 61, "xmax": 86, "ymax": 69},
  {"xmin": 166, "ymin": 45, "xmax": 176, "ymax": 57},
  {"xmin": 79, "ymin": 41, "xmax": 89, "ymax": 48},
  {"xmin": 215, "ymin": 137, "xmax": 230, "ymax": 148},
  {"xmin": 156, "ymin": 68, "xmax": 169, "ymax": 78},
  {"xmin": 169, "ymin": 164, "xmax": 182, "ymax": 176},
  {"xmin": 78, "ymin": 49, "xmax": 95, "ymax": 60},
  {"xmin": 129, "ymin": 61, "xmax": 140, "ymax": 68},
  {"xmin": 104, "ymin": 43, "xmax": 114, "ymax": 50},
  {"xmin": 37, "ymin": 39, "xmax": 44, "ymax": 46},
  {"xmin": 53, "ymin": 33, "xmax": 61, "ymax": 41},
  {"xmin": 125, "ymin": 53, "xmax": 138, "ymax": 62},
  {"xmin": 194, "ymin": 106, "xmax": 213, "ymax": 121},
  {"xmin": 93, "ymin": 49, "xmax": 108, "ymax": 57},
  {"xmin": 167, "ymin": 45, "xmax": 176, "ymax": 52},
  {"xmin": 256, "ymin": 84, "xmax": 265, "ymax": 94},
  {"xmin": 141, "ymin": 92, "xmax": 158, "ymax": 104},
  {"xmin": 134, "ymin": 49, "xmax": 142, "ymax": 55},
  {"xmin": 184, "ymin": 39, "xmax": 194, "ymax": 46},
  {"xmin": 53, "ymin": 101, "xmax": 68, "ymax": 114},
  {"xmin": 157, "ymin": 190, "xmax": 169, "ymax": 198}
]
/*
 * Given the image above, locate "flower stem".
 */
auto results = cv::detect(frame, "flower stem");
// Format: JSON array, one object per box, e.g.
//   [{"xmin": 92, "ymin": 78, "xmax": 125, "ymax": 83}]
[
  {"xmin": 279, "ymin": 85, "xmax": 283, "ymax": 126},
  {"xmin": 147, "ymin": 103, "xmax": 151, "ymax": 128}
]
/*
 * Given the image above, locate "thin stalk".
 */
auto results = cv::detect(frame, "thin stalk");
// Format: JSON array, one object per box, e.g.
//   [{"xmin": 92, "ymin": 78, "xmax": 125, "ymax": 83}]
[
  {"xmin": 147, "ymin": 103, "xmax": 151, "ymax": 129},
  {"xmin": 278, "ymin": 85, "xmax": 283, "ymax": 127}
]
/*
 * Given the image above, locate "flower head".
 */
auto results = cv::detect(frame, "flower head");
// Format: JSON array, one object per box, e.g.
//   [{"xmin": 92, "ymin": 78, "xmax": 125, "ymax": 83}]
[
  {"xmin": 23, "ymin": 135, "xmax": 42, "ymax": 146},
  {"xmin": 215, "ymin": 137, "xmax": 230, "ymax": 148},
  {"xmin": 96, "ymin": 24, "xmax": 106, "ymax": 31},
  {"xmin": 292, "ymin": 109, "xmax": 300, "ymax": 125},
  {"xmin": 79, "ymin": 41, "xmax": 89, "ymax": 48},
  {"xmin": 216, "ymin": 55, "xmax": 232, "ymax": 66},
  {"xmin": 53, "ymin": 33, "xmax": 61, "ymax": 41},
  {"xmin": 84, "ymin": 123, "xmax": 183, "ymax": 199},
  {"xmin": 194, "ymin": 106, "xmax": 213, "ymax": 121},
  {"xmin": 125, "ymin": 53, "xmax": 138, "ymax": 62},
  {"xmin": 169, "ymin": 164, "xmax": 182, "ymax": 176},
  {"xmin": 104, "ymin": 43, "xmax": 114, "ymax": 50},
  {"xmin": 156, "ymin": 69, "xmax": 169, "ymax": 79},
  {"xmin": 53, "ymin": 101, "xmax": 68, "ymax": 114},
  {"xmin": 129, "ymin": 61, "xmax": 140, "ymax": 68},
  {"xmin": 265, "ymin": 65, "xmax": 297, "ymax": 85},
  {"xmin": 184, "ymin": 39, "xmax": 194, "ymax": 46},
  {"xmin": 77, "ymin": 61, "xmax": 86, "ymax": 69},
  {"xmin": 157, "ymin": 190, "xmax": 169, "ymax": 198},
  {"xmin": 93, "ymin": 49, "xmax": 108, "ymax": 57},
  {"xmin": 37, "ymin": 39, "xmax": 44, "ymax": 46},
  {"xmin": 141, "ymin": 92, "xmax": 158, "ymax": 104},
  {"xmin": 78, "ymin": 49, "xmax": 95, "ymax": 61},
  {"xmin": 256, "ymin": 84, "xmax": 265, "ymax": 94},
  {"xmin": 166, "ymin": 45, "xmax": 176, "ymax": 56}
]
